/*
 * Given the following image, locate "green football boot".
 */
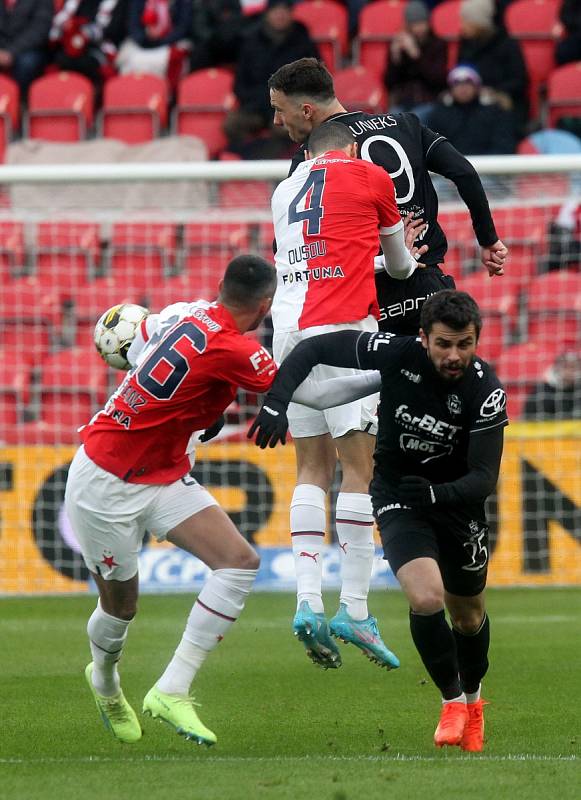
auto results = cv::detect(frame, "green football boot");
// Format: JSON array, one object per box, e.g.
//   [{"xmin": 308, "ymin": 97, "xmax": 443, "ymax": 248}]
[
  {"xmin": 85, "ymin": 663, "xmax": 142, "ymax": 743},
  {"xmin": 329, "ymin": 603, "xmax": 400, "ymax": 669},
  {"xmin": 292, "ymin": 600, "xmax": 342, "ymax": 669},
  {"xmin": 142, "ymin": 686, "xmax": 217, "ymax": 746}
]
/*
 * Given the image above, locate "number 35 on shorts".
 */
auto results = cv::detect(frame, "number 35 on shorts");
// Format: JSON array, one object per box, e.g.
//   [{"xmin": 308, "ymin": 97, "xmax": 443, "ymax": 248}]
[{"xmin": 462, "ymin": 521, "xmax": 489, "ymax": 572}]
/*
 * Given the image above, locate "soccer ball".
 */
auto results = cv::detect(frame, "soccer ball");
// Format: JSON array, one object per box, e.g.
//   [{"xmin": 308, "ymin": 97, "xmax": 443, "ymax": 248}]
[{"xmin": 94, "ymin": 303, "xmax": 150, "ymax": 370}]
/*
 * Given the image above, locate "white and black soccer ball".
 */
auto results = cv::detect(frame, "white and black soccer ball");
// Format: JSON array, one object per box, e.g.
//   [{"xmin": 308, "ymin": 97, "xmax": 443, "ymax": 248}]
[{"xmin": 93, "ymin": 303, "xmax": 149, "ymax": 370}]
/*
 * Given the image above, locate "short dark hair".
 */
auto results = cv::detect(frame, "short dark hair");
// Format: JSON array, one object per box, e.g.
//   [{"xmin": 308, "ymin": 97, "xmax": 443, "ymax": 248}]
[
  {"xmin": 420, "ymin": 290, "xmax": 482, "ymax": 338},
  {"xmin": 221, "ymin": 254, "xmax": 276, "ymax": 307},
  {"xmin": 307, "ymin": 121, "xmax": 355, "ymax": 155},
  {"xmin": 268, "ymin": 58, "xmax": 335, "ymax": 103}
]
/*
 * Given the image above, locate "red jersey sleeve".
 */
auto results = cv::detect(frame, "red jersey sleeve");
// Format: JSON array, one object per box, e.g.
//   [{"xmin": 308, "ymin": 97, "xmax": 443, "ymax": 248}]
[
  {"xmin": 367, "ymin": 164, "xmax": 403, "ymax": 235},
  {"xmin": 213, "ymin": 337, "xmax": 277, "ymax": 392}
]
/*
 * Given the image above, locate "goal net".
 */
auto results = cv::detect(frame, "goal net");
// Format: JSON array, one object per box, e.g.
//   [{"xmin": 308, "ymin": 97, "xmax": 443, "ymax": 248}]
[{"xmin": 0, "ymin": 154, "xmax": 579, "ymax": 593}]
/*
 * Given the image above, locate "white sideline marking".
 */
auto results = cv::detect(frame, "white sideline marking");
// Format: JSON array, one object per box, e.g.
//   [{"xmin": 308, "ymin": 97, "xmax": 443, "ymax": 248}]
[{"xmin": 0, "ymin": 754, "xmax": 578, "ymax": 766}]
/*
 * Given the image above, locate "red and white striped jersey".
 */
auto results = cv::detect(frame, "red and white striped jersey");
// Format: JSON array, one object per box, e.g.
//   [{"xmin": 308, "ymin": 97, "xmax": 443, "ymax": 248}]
[
  {"xmin": 271, "ymin": 149, "xmax": 402, "ymax": 332},
  {"xmin": 81, "ymin": 300, "xmax": 276, "ymax": 484}
]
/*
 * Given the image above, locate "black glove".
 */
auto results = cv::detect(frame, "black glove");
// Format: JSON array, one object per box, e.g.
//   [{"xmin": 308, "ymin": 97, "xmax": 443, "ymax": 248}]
[
  {"xmin": 199, "ymin": 414, "xmax": 225, "ymax": 443},
  {"xmin": 398, "ymin": 476, "xmax": 440, "ymax": 507},
  {"xmin": 247, "ymin": 396, "xmax": 289, "ymax": 449}
]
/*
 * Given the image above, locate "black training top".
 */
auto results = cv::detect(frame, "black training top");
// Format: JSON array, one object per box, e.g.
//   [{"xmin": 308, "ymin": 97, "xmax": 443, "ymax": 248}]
[{"xmin": 267, "ymin": 329, "xmax": 508, "ymax": 512}]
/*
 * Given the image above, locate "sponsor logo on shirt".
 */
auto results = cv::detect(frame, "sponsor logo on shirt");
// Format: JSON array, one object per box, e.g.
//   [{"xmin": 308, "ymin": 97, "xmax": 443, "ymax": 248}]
[
  {"xmin": 395, "ymin": 404, "xmax": 462, "ymax": 440},
  {"xmin": 479, "ymin": 388, "xmax": 506, "ymax": 418},
  {"xmin": 401, "ymin": 368, "xmax": 422, "ymax": 383},
  {"xmin": 379, "ymin": 291, "xmax": 439, "ymax": 321},
  {"xmin": 447, "ymin": 393, "xmax": 462, "ymax": 416},
  {"xmin": 399, "ymin": 433, "xmax": 453, "ymax": 462},
  {"xmin": 249, "ymin": 347, "xmax": 275, "ymax": 376},
  {"xmin": 281, "ymin": 265, "xmax": 345, "ymax": 285}
]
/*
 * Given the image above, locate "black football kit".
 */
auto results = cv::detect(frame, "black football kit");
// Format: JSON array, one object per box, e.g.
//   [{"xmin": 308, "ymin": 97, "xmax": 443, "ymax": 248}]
[
  {"xmin": 289, "ymin": 111, "xmax": 499, "ymax": 335},
  {"xmin": 251, "ymin": 329, "xmax": 508, "ymax": 594}
]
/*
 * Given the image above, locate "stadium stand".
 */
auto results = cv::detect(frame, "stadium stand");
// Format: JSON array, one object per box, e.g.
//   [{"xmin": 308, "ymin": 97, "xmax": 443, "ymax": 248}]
[
  {"xmin": 35, "ymin": 221, "xmax": 101, "ymax": 298},
  {"xmin": 332, "ymin": 65, "xmax": 388, "ymax": 113},
  {"xmin": 547, "ymin": 61, "xmax": 581, "ymax": 129},
  {"xmin": 525, "ymin": 270, "xmax": 581, "ymax": 346},
  {"xmin": 353, "ymin": 0, "xmax": 406, "ymax": 78},
  {"xmin": 293, "ymin": 0, "xmax": 349, "ymax": 72},
  {"xmin": 495, "ymin": 339, "xmax": 568, "ymax": 418},
  {"xmin": 101, "ymin": 73, "xmax": 168, "ymax": 144},
  {"xmin": 0, "ymin": 218, "xmax": 25, "ymax": 275},
  {"xmin": 430, "ymin": 0, "xmax": 461, "ymax": 70},
  {"xmin": 28, "ymin": 72, "xmax": 94, "ymax": 142},
  {"xmin": 0, "ymin": 76, "xmax": 20, "ymax": 163},
  {"xmin": 175, "ymin": 68, "xmax": 236, "ymax": 159}
]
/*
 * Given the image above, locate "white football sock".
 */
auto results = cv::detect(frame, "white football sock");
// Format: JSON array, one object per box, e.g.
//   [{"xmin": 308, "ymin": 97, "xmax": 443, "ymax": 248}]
[
  {"xmin": 336, "ymin": 492, "xmax": 375, "ymax": 621},
  {"xmin": 87, "ymin": 600, "xmax": 131, "ymax": 697},
  {"xmin": 290, "ymin": 483, "xmax": 326, "ymax": 613},
  {"xmin": 465, "ymin": 685, "xmax": 481, "ymax": 704},
  {"xmin": 442, "ymin": 693, "xmax": 467, "ymax": 705},
  {"xmin": 156, "ymin": 567, "xmax": 257, "ymax": 695}
]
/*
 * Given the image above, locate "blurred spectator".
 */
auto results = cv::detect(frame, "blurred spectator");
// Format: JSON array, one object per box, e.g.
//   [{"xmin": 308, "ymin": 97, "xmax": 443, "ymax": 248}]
[
  {"xmin": 116, "ymin": 0, "xmax": 192, "ymax": 83},
  {"xmin": 427, "ymin": 65, "xmax": 517, "ymax": 154},
  {"xmin": 553, "ymin": 0, "xmax": 581, "ymax": 66},
  {"xmin": 190, "ymin": 1, "xmax": 247, "ymax": 71},
  {"xmin": 0, "ymin": 0, "xmax": 53, "ymax": 97},
  {"xmin": 224, "ymin": 0, "xmax": 318, "ymax": 158},
  {"xmin": 457, "ymin": 0, "xmax": 528, "ymax": 132},
  {"xmin": 385, "ymin": 0, "xmax": 447, "ymax": 123},
  {"xmin": 545, "ymin": 199, "xmax": 581, "ymax": 273},
  {"xmin": 50, "ymin": 0, "xmax": 129, "ymax": 89},
  {"xmin": 522, "ymin": 350, "xmax": 581, "ymax": 420}
]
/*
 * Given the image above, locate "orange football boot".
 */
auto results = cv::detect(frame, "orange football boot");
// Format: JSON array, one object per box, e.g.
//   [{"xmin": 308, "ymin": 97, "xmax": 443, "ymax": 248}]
[
  {"xmin": 434, "ymin": 701, "xmax": 468, "ymax": 747},
  {"xmin": 461, "ymin": 699, "xmax": 488, "ymax": 752}
]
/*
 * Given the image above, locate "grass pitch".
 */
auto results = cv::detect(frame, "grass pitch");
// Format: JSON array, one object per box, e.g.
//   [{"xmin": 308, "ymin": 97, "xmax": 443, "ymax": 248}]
[{"xmin": 2, "ymin": 589, "xmax": 580, "ymax": 800}]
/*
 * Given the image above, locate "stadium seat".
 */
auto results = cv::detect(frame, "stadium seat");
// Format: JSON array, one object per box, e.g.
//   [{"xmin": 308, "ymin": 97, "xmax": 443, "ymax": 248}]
[
  {"xmin": 34, "ymin": 221, "xmax": 101, "ymax": 299},
  {"xmin": 332, "ymin": 66, "xmax": 388, "ymax": 113},
  {"xmin": 180, "ymin": 222, "xmax": 250, "ymax": 292},
  {"xmin": 0, "ymin": 219, "xmax": 26, "ymax": 277},
  {"xmin": 457, "ymin": 274, "xmax": 522, "ymax": 364},
  {"xmin": 106, "ymin": 221, "xmax": 177, "ymax": 292},
  {"xmin": 0, "ymin": 75, "xmax": 19, "ymax": 162},
  {"xmin": 489, "ymin": 206, "xmax": 549, "ymax": 277},
  {"xmin": 547, "ymin": 62, "xmax": 581, "ymax": 129},
  {"xmin": 505, "ymin": 0, "xmax": 559, "ymax": 120},
  {"xmin": 0, "ymin": 277, "xmax": 61, "ymax": 364},
  {"xmin": 293, "ymin": 0, "xmax": 349, "ymax": 72},
  {"xmin": 430, "ymin": 0, "xmax": 461, "ymax": 70},
  {"xmin": 354, "ymin": 0, "xmax": 406, "ymax": 78},
  {"xmin": 495, "ymin": 339, "xmax": 566, "ymax": 418},
  {"xmin": 175, "ymin": 69, "xmax": 236, "ymax": 158},
  {"xmin": 102, "ymin": 74, "xmax": 168, "ymax": 144},
  {"xmin": 525, "ymin": 270, "xmax": 581, "ymax": 345},
  {"xmin": 219, "ymin": 179, "xmax": 273, "ymax": 209},
  {"xmin": 0, "ymin": 348, "xmax": 32, "ymax": 428},
  {"xmin": 28, "ymin": 72, "xmax": 94, "ymax": 142},
  {"xmin": 72, "ymin": 277, "xmax": 150, "ymax": 328},
  {"xmin": 438, "ymin": 209, "xmax": 477, "ymax": 276}
]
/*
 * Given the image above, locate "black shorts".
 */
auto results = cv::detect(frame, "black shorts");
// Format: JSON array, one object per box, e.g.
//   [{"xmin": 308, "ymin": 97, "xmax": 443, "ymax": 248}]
[
  {"xmin": 371, "ymin": 477, "xmax": 489, "ymax": 597},
  {"xmin": 376, "ymin": 265, "xmax": 456, "ymax": 336}
]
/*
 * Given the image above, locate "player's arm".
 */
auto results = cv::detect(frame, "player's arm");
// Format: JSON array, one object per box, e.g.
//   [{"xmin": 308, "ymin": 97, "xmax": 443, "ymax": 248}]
[
  {"xmin": 425, "ymin": 134, "xmax": 508, "ymax": 276},
  {"xmin": 291, "ymin": 371, "xmax": 382, "ymax": 410},
  {"xmin": 126, "ymin": 314, "xmax": 159, "ymax": 367},
  {"xmin": 248, "ymin": 331, "xmax": 400, "ymax": 447},
  {"xmin": 398, "ymin": 426, "xmax": 505, "ymax": 507}
]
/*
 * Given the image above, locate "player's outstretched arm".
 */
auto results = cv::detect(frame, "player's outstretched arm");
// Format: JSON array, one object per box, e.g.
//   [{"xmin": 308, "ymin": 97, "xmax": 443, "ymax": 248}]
[
  {"xmin": 292, "ymin": 371, "xmax": 382, "ymax": 410},
  {"xmin": 247, "ymin": 330, "xmax": 365, "ymax": 448}
]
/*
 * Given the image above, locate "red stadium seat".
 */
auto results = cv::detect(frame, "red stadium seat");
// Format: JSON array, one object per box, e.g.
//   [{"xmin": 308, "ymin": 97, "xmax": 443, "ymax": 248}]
[
  {"xmin": 354, "ymin": 0, "xmax": 406, "ymax": 77},
  {"xmin": 458, "ymin": 274, "xmax": 522, "ymax": 364},
  {"xmin": 180, "ymin": 222, "xmax": 250, "ymax": 291},
  {"xmin": 0, "ymin": 219, "xmax": 25, "ymax": 276},
  {"xmin": 219, "ymin": 180, "xmax": 273, "ymax": 209},
  {"xmin": 505, "ymin": 0, "xmax": 559, "ymax": 120},
  {"xmin": 489, "ymin": 205, "xmax": 549, "ymax": 277},
  {"xmin": 525, "ymin": 270, "xmax": 581, "ymax": 345},
  {"xmin": 72, "ymin": 277, "xmax": 150, "ymax": 325},
  {"xmin": 0, "ymin": 75, "xmax": 19, "ymax": 162},
  {"xmin": 547, "ymin": 62, "xmax": 581, "ymax": 128},
  {"xmin": 107, "ymin": 221, "xmax": 177, "ymax": 292},
  {"xmin": 293, "ymin": 1, "xmax": 349, "ymax": 72},
  {"xmin": 175, "ymin": 69, "xmax": 236, "ymax": 158},
  {"xmin": 0, "ymin": 277, "xmax": 61, "ymax": 364},
  {"xmin": 431, "ymin": 0, "xmax": 461, "ymax": 70},
  {"xmin": 102, "ymin": 74, "xmax": 168, "ymax": 144},
  {"xmin": 332, "ymin": 66, "xmax": 388, "ymax": 113},
  {"xmin": 0, "ymin": 348, "xmax": 32, "ymax": 428},
  {"xmin": 34, "ymin": 221, "xmax": 101, "ymax": 299},
  {"xmin": 495, "ymin": 339, "xmax": 566, "ymax": 418},
  {"xmin": 148, "ymin": 273, "xmax": 214, "ymax": 310},
  {"xmin": 28, "ymin": 72, "xmax": 94, "ymax": 142},
  {"xmin": 438, "ymin": 209, "xmax": 477, "ymax": 277}
]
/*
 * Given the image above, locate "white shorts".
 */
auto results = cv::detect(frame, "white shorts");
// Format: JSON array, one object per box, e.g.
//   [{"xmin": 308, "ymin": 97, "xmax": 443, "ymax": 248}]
[
  {"xmin": 272, "ymin": 316, "xmax": 379, "ymax": 439},
  {"xmin": 64, "ymin": 446, "xmax": 218, "ymax": 581}
]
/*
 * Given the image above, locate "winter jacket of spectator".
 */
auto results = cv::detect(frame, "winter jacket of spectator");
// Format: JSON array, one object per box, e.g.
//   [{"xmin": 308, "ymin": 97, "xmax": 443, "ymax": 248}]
[
  {"xmin": 234, "ymin": 20, "xmax": 319, "ymax": 118},
  {"xmin": 386, "ymin": 32, "xmax": 448, "ymax": 107},
  {"xmin": 427, "ymin": 94, "xmax": 517, "ymax": 155},
  {"xmin": 457, "ymin": 29, "xmax": 528, "ymax": 117},
  {"xmin": 50, "ymin": 0, "xmax": 129, "ymax": 49},
  {"xmin": 0, "ymin": 0, "xmax": 53, "ymax": 55},
  {"xmin": 128, "ymin": 0, "xmax": 192, "ymax": 48}
]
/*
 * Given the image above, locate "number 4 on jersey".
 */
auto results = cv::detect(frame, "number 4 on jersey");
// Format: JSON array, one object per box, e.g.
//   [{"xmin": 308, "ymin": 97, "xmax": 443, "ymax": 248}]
[{"xmin": 288, "ymin": 168, "xmax": 326, "ymax": 235}]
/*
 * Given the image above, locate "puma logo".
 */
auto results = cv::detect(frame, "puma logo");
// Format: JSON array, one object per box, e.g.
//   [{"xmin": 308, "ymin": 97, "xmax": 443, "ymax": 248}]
[{"xmin": 299, "ymin": 551, "xmax": 319, "ymax": 562}]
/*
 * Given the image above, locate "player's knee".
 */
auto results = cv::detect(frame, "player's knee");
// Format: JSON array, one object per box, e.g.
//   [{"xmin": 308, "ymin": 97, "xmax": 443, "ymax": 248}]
[
  {"xmin": 409, "ymin": 589, "xmax": 444, "ymax": 616},
  {"xmin": 112, "ymin": 601, "xmax": 138, "ymax": 621},
  {"xmin": 232, "ymin": 547, "xmax": 260, "ymax": 571},
  {"xmin": 450, "ymin": 608, "xmax": 484, "ymax": 634}
]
